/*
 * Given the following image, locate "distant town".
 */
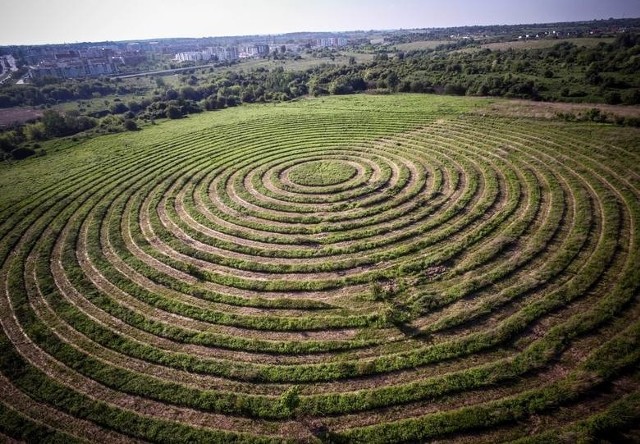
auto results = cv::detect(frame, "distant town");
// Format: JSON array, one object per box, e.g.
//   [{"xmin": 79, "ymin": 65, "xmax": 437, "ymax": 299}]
[
  {"xmin": 1, "ymin": 34, "xmax": 349, "ymax": 83},
  {"xmin": 0, "ymin": 18, "xmax": 636, "ymax": 84}
]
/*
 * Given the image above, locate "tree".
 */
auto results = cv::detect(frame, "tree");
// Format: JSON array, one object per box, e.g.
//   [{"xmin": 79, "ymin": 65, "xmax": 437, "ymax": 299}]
[
  {"xmin": 329, "ymin": 77, "xmax": 353, "ymax": 95},
  {"xmin": 241, "ymin": 89, "xmax": 255, "ymax": 103},
  {"xmin": 179, "ymin": 86, "xmax": 200, "ymax": 101},
  {"xmin": 127, "ymin": 101, "xmax": 142, "ymax": 113},
  {"xmin": 165, "ymin": 89, "xmax": 179, "ymax": 100},
  {"xmin": 41, "ymin": 110, "xmax": 68, "ymax": 137},
  {"xmin": 409, "ymin": 80, "xmax": 430, "ymax": 93},
  {"xmin": 444, "ymin": 83, "xmax": 467, "ymax": 96},
  {"xmin": 605, "ymin": 91, "xmax": 622, "ymax": 105},
  {"xmin": 623, "ymin": 90, "xmax": 640, "ymax": 105},
  {"xmin": 0, "ymin": 94, "xmax": 13, "ymax": 108},
  {"xmin": 0, "ymin": 132, "xmax": 18, "ymax": 153},
  {"xmin": 386, "ymin": 71, "xmax": 399, "ymax": 92},
  {"xmin": 75, "ymin": 116, "xmax": 97, "ymax": 132},
  {"xmin": 123, "ymin": 119, "xmax": 138, "ymax": 131},
  {"xmin": 110, "ymin": 102, "xmax": 129, "ymax": 114},
  {"xmin": 24, "ymin": 123, "xmax": 46, "ymax": 141},
  {"xmin": 166, "ymin": 105, "xmax": 182, "ymax": 119},
  {"xmin": 10, "ymin": 147, "xmax": 35, "ymax": 160}
]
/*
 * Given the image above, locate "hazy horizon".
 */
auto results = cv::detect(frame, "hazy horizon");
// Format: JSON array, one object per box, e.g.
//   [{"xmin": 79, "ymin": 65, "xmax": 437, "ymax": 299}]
[{"xmin": 1, "ymin": 0, "xmax": 640, "ymax": 46}]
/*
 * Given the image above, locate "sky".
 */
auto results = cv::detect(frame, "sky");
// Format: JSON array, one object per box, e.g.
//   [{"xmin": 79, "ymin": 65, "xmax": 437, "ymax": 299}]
[{"xmin": 1, "ymin": 0, "xmax": 639, "ymax": 46}]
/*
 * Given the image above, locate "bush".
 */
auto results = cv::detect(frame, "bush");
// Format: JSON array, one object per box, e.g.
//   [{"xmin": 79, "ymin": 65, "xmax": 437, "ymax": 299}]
[
  {"xmin": 329, "ymin": 78, "xmax": 353, "ymax": 95},
  {"xmin": 24, "ymin": 123, "xmax": 46, "ymax": 141},
  {"xmin": 10, "ymin": 147, "xmax": 36, "ymax": 160},
  {"xmin": 110, "ymin": 102, "xmax": 129, "ymax": 114},
  {"xmin": 604, "ymin": 92, "xmax": 622, "ymax": 105},
  {"xmin": 99, "ymin": 115, "xmax": 125, "ymax": 132},
  {"xmin": 123, "ymin": 119, "xmax": 138, "ymax": 131},
  {"xmin": 166, "ymin": 105, "xmax": 183, "ymax": 119},
  {"xmin": 623, "ymin": 116, "xmax": 640, "ymax": 127},
  {"xmin": 585, "ymin": 108, "xmax": 606, "ymax": 123},
  {"xmin": 127, "ymin": 101, "xmax": 142, "ymax": 113},
  {"xmin": 40, "ymin": 110, "xmax": 95, "ymax": 137},
  {"xmin": 556, "ymin": 112, "xmax": 577, "ymax": 122},
  {"xmin": 444, "ymin": 83, "xmax": 467, "ymax": 96},
  {"xmin": 622, "ymin": 90, "xmax": 640, "ymax": 105},
  {"xmin": 75, "ymin": 116, "xmax": 97, "ymax": 132}
]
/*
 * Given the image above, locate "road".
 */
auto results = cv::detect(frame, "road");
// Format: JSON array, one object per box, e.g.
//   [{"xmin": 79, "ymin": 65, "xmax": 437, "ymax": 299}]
[{"xmin": 111, "ymin": 63, "xmax": 221, "ymax": 79}]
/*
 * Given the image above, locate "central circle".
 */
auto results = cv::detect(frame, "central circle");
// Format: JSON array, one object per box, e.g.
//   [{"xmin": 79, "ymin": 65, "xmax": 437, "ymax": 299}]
[{"xmin": 287, "ymin": 160, "xmax": 358, "ymax": 187}]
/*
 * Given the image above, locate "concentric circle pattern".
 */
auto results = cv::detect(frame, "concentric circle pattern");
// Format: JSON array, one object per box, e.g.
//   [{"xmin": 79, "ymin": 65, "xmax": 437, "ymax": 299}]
[
  {"xmin": 1, "ymin": 96, "xmax": 639, "ymax": 443},
  {"xmin": 287, "ymin": 159, "xmax": 359, "ymax": 187}
]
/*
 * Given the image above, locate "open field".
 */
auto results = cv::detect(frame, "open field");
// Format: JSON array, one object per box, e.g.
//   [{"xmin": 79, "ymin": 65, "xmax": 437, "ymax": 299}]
[
  {"xmin": 223, "ymin": 51, "xmax": 375, "ymax": 72},
  {"xmin": 475, "ymin": 99, "xmax": 640, "ymax": 119},
  {"xmin": 0, "ymin": 94, "xmax": 639, "ymax": 442},
  {"xmin": 116, "ymin": 51, "xmax": 375, "ymax": 81},
  {"xmin": 393, "ymin": 37, "xmax": 614, "ymax": 53},
  {"xmin": 0, "ymin": 107, "xmax": 43, "ymax": 128},
  {"xmin": 393, "ymin": 40, "xmax": 453, "ymax": 51},
  {"xmin": 479, "ymin": 37, "xmax": 615, "ymax": 51}
]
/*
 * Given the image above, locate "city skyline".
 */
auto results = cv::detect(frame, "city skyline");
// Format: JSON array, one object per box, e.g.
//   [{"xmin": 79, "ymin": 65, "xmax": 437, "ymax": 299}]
[{"xmin": 1, "ymin": 0, "xmax": 640, "ymax": 46}]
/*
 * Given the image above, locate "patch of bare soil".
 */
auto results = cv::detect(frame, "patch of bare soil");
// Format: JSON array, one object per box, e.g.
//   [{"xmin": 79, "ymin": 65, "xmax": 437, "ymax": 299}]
[
  {"xmin": 477, "ymin": 99, "xmax": 640, "ymax": 120},
  {"xmin": 0, "ymin": 108, "xmax": 42, "ymax": 128}
]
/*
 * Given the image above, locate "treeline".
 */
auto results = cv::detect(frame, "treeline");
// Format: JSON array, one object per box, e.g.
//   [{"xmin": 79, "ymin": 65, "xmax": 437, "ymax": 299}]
[
  {"xmin": 0, "ymin": 77, "xmax": 150, "ymax": 108},
  {"xmin": 155, "ymin": 33, "xmax": 640, "ymax": 107},
  {"xmin": 384, "ymin": 17, "xmax": 640, "ymax": 45},
  {"xmin": 313, "ymin": 34, "xmax": 640, "ymax": 104},
  {"xmin": 133, "ymin": 67, "xmax": 309, "ymax": 120},
  {"xmin": 0, "ymin": 109, "xmax": 95, "ymax": 159},
  {"xmin": 0, "ymin": 110, "xmax": 138, "ymax": 160}
]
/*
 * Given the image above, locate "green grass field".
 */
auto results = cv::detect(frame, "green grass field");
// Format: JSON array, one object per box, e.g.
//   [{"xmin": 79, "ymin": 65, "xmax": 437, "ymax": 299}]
[
  {"xmin": 392, "ymin": 37, "xmax": 614, "ymax": 53},
  {"xmin": 479, "ymin": 36, "xmax": 615, "ymax": 51},
  {"xmin": 393, "ymin": 40, "xmax": 453, "ymax": 51},
  {"xmin": 287, "ymin": 159, "xmax": 359, "ymax": 186},
  {"xmin": 1, "ymin": 94, "xmax": 639, "ymax": 443}
]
